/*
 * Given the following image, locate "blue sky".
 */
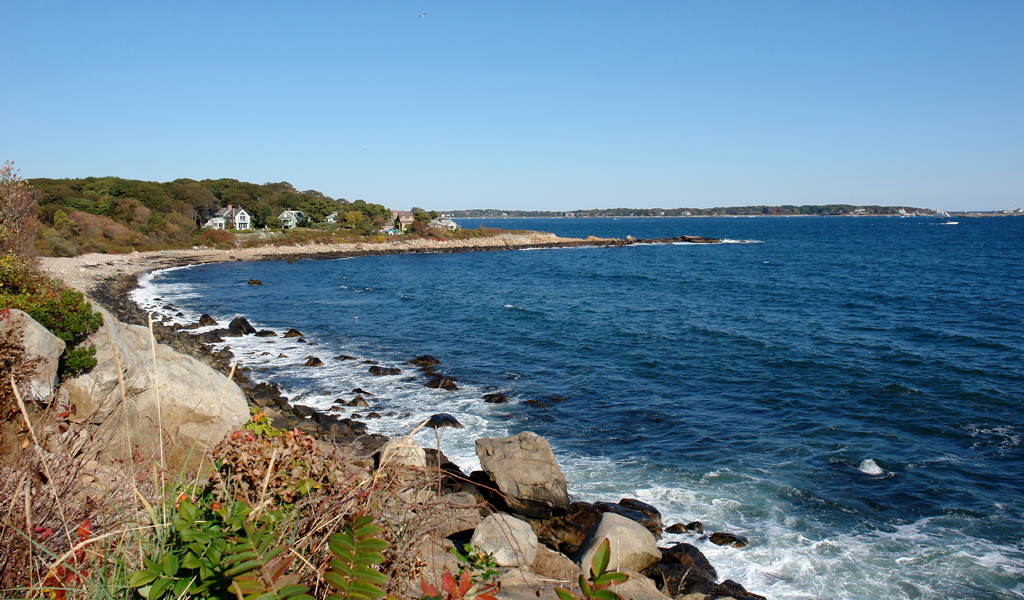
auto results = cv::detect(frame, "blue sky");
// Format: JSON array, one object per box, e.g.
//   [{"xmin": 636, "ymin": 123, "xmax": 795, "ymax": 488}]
[{"xmin": 3, "ymin": 1, "xmax": 1022, "ymax": 212}]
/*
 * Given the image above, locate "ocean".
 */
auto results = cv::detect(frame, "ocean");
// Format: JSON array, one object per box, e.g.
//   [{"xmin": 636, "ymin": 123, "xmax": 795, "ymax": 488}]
[{"xmin": 131, "ymin": 216, "xmax": 1024, "ymax": 600}]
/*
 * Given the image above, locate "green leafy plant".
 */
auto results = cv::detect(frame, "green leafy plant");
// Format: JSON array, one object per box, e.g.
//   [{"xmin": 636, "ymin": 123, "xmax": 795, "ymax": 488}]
[
  {"xmin": 324, "ymin": 514, "xmax": 391, "ymax": 600},
  {"xmin": 243, "ymin": 408, "xmax": 282, "ymax": 438},
  {"xmin": 129, "ymin": 496, "xmax": 294, "ymax": 600},
  {"xmin": 555, "ymin": 539, "xmax": 626, "ymax": 600},
  {"xmin": 448, "ymin": 543, "xmax": 498, "ymax": 585},
  {"xmin": 223, "ymin": 521, "xmax": 313, "ymax": 600}
]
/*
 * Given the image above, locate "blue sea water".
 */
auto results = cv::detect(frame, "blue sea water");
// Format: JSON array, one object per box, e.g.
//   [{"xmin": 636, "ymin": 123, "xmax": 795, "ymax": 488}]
[{"xmin": 132, "ymin": 216, "xmax": 1024, "ymax": 600}]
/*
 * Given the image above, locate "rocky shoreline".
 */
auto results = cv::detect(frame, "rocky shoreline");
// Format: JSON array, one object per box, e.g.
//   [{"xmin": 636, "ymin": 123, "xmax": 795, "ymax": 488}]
[{"xmin": 38, "ymin": 231, "xmax": 767, "ymax": 600}]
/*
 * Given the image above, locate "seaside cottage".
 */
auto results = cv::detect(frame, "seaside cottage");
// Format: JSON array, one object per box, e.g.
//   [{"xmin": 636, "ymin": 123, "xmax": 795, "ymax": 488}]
[
  {"xmin": 325, "ymin": 212, "xmax": 338, "ymax": 224},
  {"xmin": 391, "ymin": 210, "xmax": 415, "ymax": 230},
  {"xmin": 204, "ymin": 205, "xmax": 251, "ymax": 230},
  {"xmin": 278, "ymin": 210, "xmax": 308, "ymax": 229}
]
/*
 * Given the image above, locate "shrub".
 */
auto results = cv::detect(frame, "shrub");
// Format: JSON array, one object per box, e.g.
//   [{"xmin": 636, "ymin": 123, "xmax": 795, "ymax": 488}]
[
  {"xmin": 0, "ymin": 282, "xmax": 103, "ymax": 374},
  {"xmin": 194, "ymin": 229, "xmax": 237, "ymax": 249}
]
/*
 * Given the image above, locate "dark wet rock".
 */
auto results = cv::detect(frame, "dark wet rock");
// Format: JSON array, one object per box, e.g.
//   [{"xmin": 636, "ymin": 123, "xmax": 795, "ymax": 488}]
[
  {"xmin": 197, "ymin": 330, "xmax": 224, "ymax": 343},
  {"xmin": 293, "ymin": 405, "xmax": 318, "ymax": 418},
  {"xmin": 351, "ymin": 413, "xmax": 361, "ymax": 418},
  {"xmin": 247, "ymin": 279, "xmax": 263, "ymax": 285},
  {"xmin": 255, "ymin": 330, "xmax": 277, "ymax": 337},
  {"xmin": 534, "ymin": 501, "xmax": 602, "ymax": 554},
  {"xmin": 546, "ymin": 395, "xmax": 568, "ymax": 403},
  {"xmin": 295, "ymin": 338, "xmax": 307, "ymax": 344},
  {"xmin": 618, "ymin": 498, "xmax": 663, "ymax": 536},
  {"xmin": 283, "ymin": 328, "xmax": 303, "ymax": 338},
  {"xmin": 594, "ymin": 501, "xmax": 662, "ymax": 537},
  {"xmin": 228, "ymin": 316, "xmax": 257, "ymax": 335},
  {"xmin": 365, "ymin": 412, "xmax": 381, "ymax": 419},
  {"xmin": 277, "ymin": 353, "xmax": 287, "ymax": 358},
  {"xmin": 483, "ymin": 392, "xmax": 510, "ymax": 404},
  {"xmin": 425, "ymin": 413, "xmax": 463, "ymax": 429},
  {"xmin": 334, "ymin": 354, "xmax": 356, "ymax": 361},
  {"xmin": 426, "ymin": 375, "xmax": 460, "ymax": 391},
  {"xmin": 661, "ymin": 542, "xmax": 717, "ymax": 581},
  {"xmin": 304, "ymin": 356, "xmax": 324, "ymax": 367},
  {"xmin": 648, "ymin": 563, "xmax": 718, "ymax": 598},
  {"xmin": 709, "ymin": 532, "xmax": 749, "ymax": 548},
  {"xmin": 352, "ymin": 388, "xmax": 373, "ymax": 396},
  {"xmin": 716, "ymin": 580, "xmax": 766, "ymax": 600},
  {"xmin": 686, "ymin": 521, "xmax": 704, "ymax": 534},
  {"xmin": 369, "ymin": 365, "xmax": 401, "ymax": 376},
  {"xmin": 408, "ymin": 355, "xmax": 441, "ymax": 366},
  {"xmin": 522, "ymin": 399, "xmax": 547, "ymax": 408},
  {"xmin": 665, "ymin": 523, "xmax": 687, "ymax": 534},
  {"xmin": 347, "ymin": 396, "xmax": 369, "ymax": 407},
  {"xmin": 362, "ymin": 359, "xmax": 377, "ymax": 364},
  {"xmin": 215, "ymin": 348, "xmax": 234, "ymax": 360}
]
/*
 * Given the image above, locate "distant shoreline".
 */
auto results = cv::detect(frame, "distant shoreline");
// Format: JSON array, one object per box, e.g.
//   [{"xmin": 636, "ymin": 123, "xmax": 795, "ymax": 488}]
[{"xmin": 454, "ymin": 212, "xmax": 1023, "ymax": 219}]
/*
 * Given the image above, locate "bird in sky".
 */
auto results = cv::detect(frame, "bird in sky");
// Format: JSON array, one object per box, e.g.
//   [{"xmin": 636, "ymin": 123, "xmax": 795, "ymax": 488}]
[{"xmin": 418, "ymin": 12, "xmax": 426, "ymax": 18}]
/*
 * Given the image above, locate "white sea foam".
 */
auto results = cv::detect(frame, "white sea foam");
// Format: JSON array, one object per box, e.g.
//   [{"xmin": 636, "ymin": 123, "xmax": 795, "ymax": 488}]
[{"xmin": 857, "ymin": 458, "xmax": 884, "ymax": 475}]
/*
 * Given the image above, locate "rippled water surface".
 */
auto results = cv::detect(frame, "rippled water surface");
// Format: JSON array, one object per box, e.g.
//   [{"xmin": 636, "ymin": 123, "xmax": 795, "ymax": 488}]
[{"xmin": 134, "ymin": 216, "xmax": 1024, "ymax": 600}]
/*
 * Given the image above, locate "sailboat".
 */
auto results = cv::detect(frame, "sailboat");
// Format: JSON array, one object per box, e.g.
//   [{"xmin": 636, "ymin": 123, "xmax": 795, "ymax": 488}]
[{"xmin": 935, "ymin": 209, "xmax": 959, "ymax": 225}]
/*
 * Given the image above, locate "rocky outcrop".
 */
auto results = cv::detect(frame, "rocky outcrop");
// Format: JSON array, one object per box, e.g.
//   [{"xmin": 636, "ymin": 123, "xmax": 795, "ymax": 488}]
[
  {"xmin": 475, "ymin": 431, "xmax": 570, "ymax": 518},
  {"xmin": 1, "ymin": 309, "xmax": 66, "ymax": 402},
  {"xmin": 574, "ymin": 512, "xmax": 661, "ymax": 573},
  {"xmin": 62, "ymin": 304, "xmax": 248, "ymax": 471}
]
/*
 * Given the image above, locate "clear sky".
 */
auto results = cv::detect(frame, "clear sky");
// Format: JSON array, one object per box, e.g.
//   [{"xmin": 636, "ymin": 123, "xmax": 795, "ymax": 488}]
[{"xmin": 3, "ymin": 1, "xmax": 1022, "ymax": 212}]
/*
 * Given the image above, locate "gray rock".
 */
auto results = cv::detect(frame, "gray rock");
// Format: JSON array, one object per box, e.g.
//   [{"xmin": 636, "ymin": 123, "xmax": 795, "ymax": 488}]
[
  {"xmin": 475, "ymin": 431, "xmax": 570, "ymax": 518},
  {"xmin": 0, "ymin": 309, "xmax": 66, "ymax": 402},
  {"xmin": 63, "ymin": 305, "xmax": 248, "ymax": 471},
  {"xmin": 470, "ymin": 513, "xmax": 538, "ymax": 567},
  {"xmin": 573, "ymin": 512, "xmax": 661, "ymax": 573}
]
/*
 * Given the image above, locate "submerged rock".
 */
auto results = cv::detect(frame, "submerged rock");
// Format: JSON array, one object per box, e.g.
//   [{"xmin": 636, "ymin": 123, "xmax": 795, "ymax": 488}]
[
  {"xmin": 369, "ymin": 365, "xmax": 401, "ymax": 376},
  {"xmin": 482, "ymin": 392, "xmax": 509, "ymax": 404},
  {"xmin": 408, "ymin": 355, "xmax": 441, "ymax": 366},
  {"xmin": 709, "ymin": 532, "xmax": 749, "ymax": 548},
  {"xmin": 426, "ymin": 375, "xmax": 459, "ymax": 391},
  {"xmin": 247, "ymin": 278, "xmax": 263, "ymax": 285}
]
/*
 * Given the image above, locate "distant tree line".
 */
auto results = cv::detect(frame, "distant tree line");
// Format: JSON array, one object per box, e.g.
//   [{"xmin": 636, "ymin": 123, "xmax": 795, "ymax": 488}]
[
  {"xmin": 26, "ymin": 176, "xmax": 391, "ymax": 256},
  {"xmin": 449, "ymin": 204, "xmax": 926, "ymax": 218}
]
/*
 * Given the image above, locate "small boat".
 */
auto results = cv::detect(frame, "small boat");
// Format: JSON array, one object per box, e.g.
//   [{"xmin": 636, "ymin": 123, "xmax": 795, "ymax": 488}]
[{"xmin": 935, "ymin": 209, "xmax": 959, "ymax": 225}]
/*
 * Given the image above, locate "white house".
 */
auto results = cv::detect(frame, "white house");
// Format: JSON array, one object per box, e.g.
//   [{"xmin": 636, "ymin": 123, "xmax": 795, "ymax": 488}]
[
  {"xmin": 428, "ymin": 218, "xmax": 460, "ymax": 231},
  {"xmin": 278, "ymin": 210, "xmax": 308, "ymax": 229},
  {"xmin": 204, "ymin": 205, "xmax": 251, "ymax": 230},
  {"xmin": 325, "ymin": 212, "xmax": 338, "ymax": 224}
]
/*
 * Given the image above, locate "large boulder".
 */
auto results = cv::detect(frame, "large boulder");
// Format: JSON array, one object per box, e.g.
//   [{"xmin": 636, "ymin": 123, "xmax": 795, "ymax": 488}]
[
  {"xmin": 62, "ymin": 304, "xmax": 248, "ymax": 471},
  {"xmin": 0, "ymin": 309, "xmax": 66, "ymax": 402},
  {"xmin": 574, "ymin": 512, "xmax": 661, "ymax": 573},
  {"xmin": 470, "ymin": 513, "xmax": 538, "ymax": 567},
  {"xmin": 475, "ymin": 431, "xmax": 570, "ymax": 518}
]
